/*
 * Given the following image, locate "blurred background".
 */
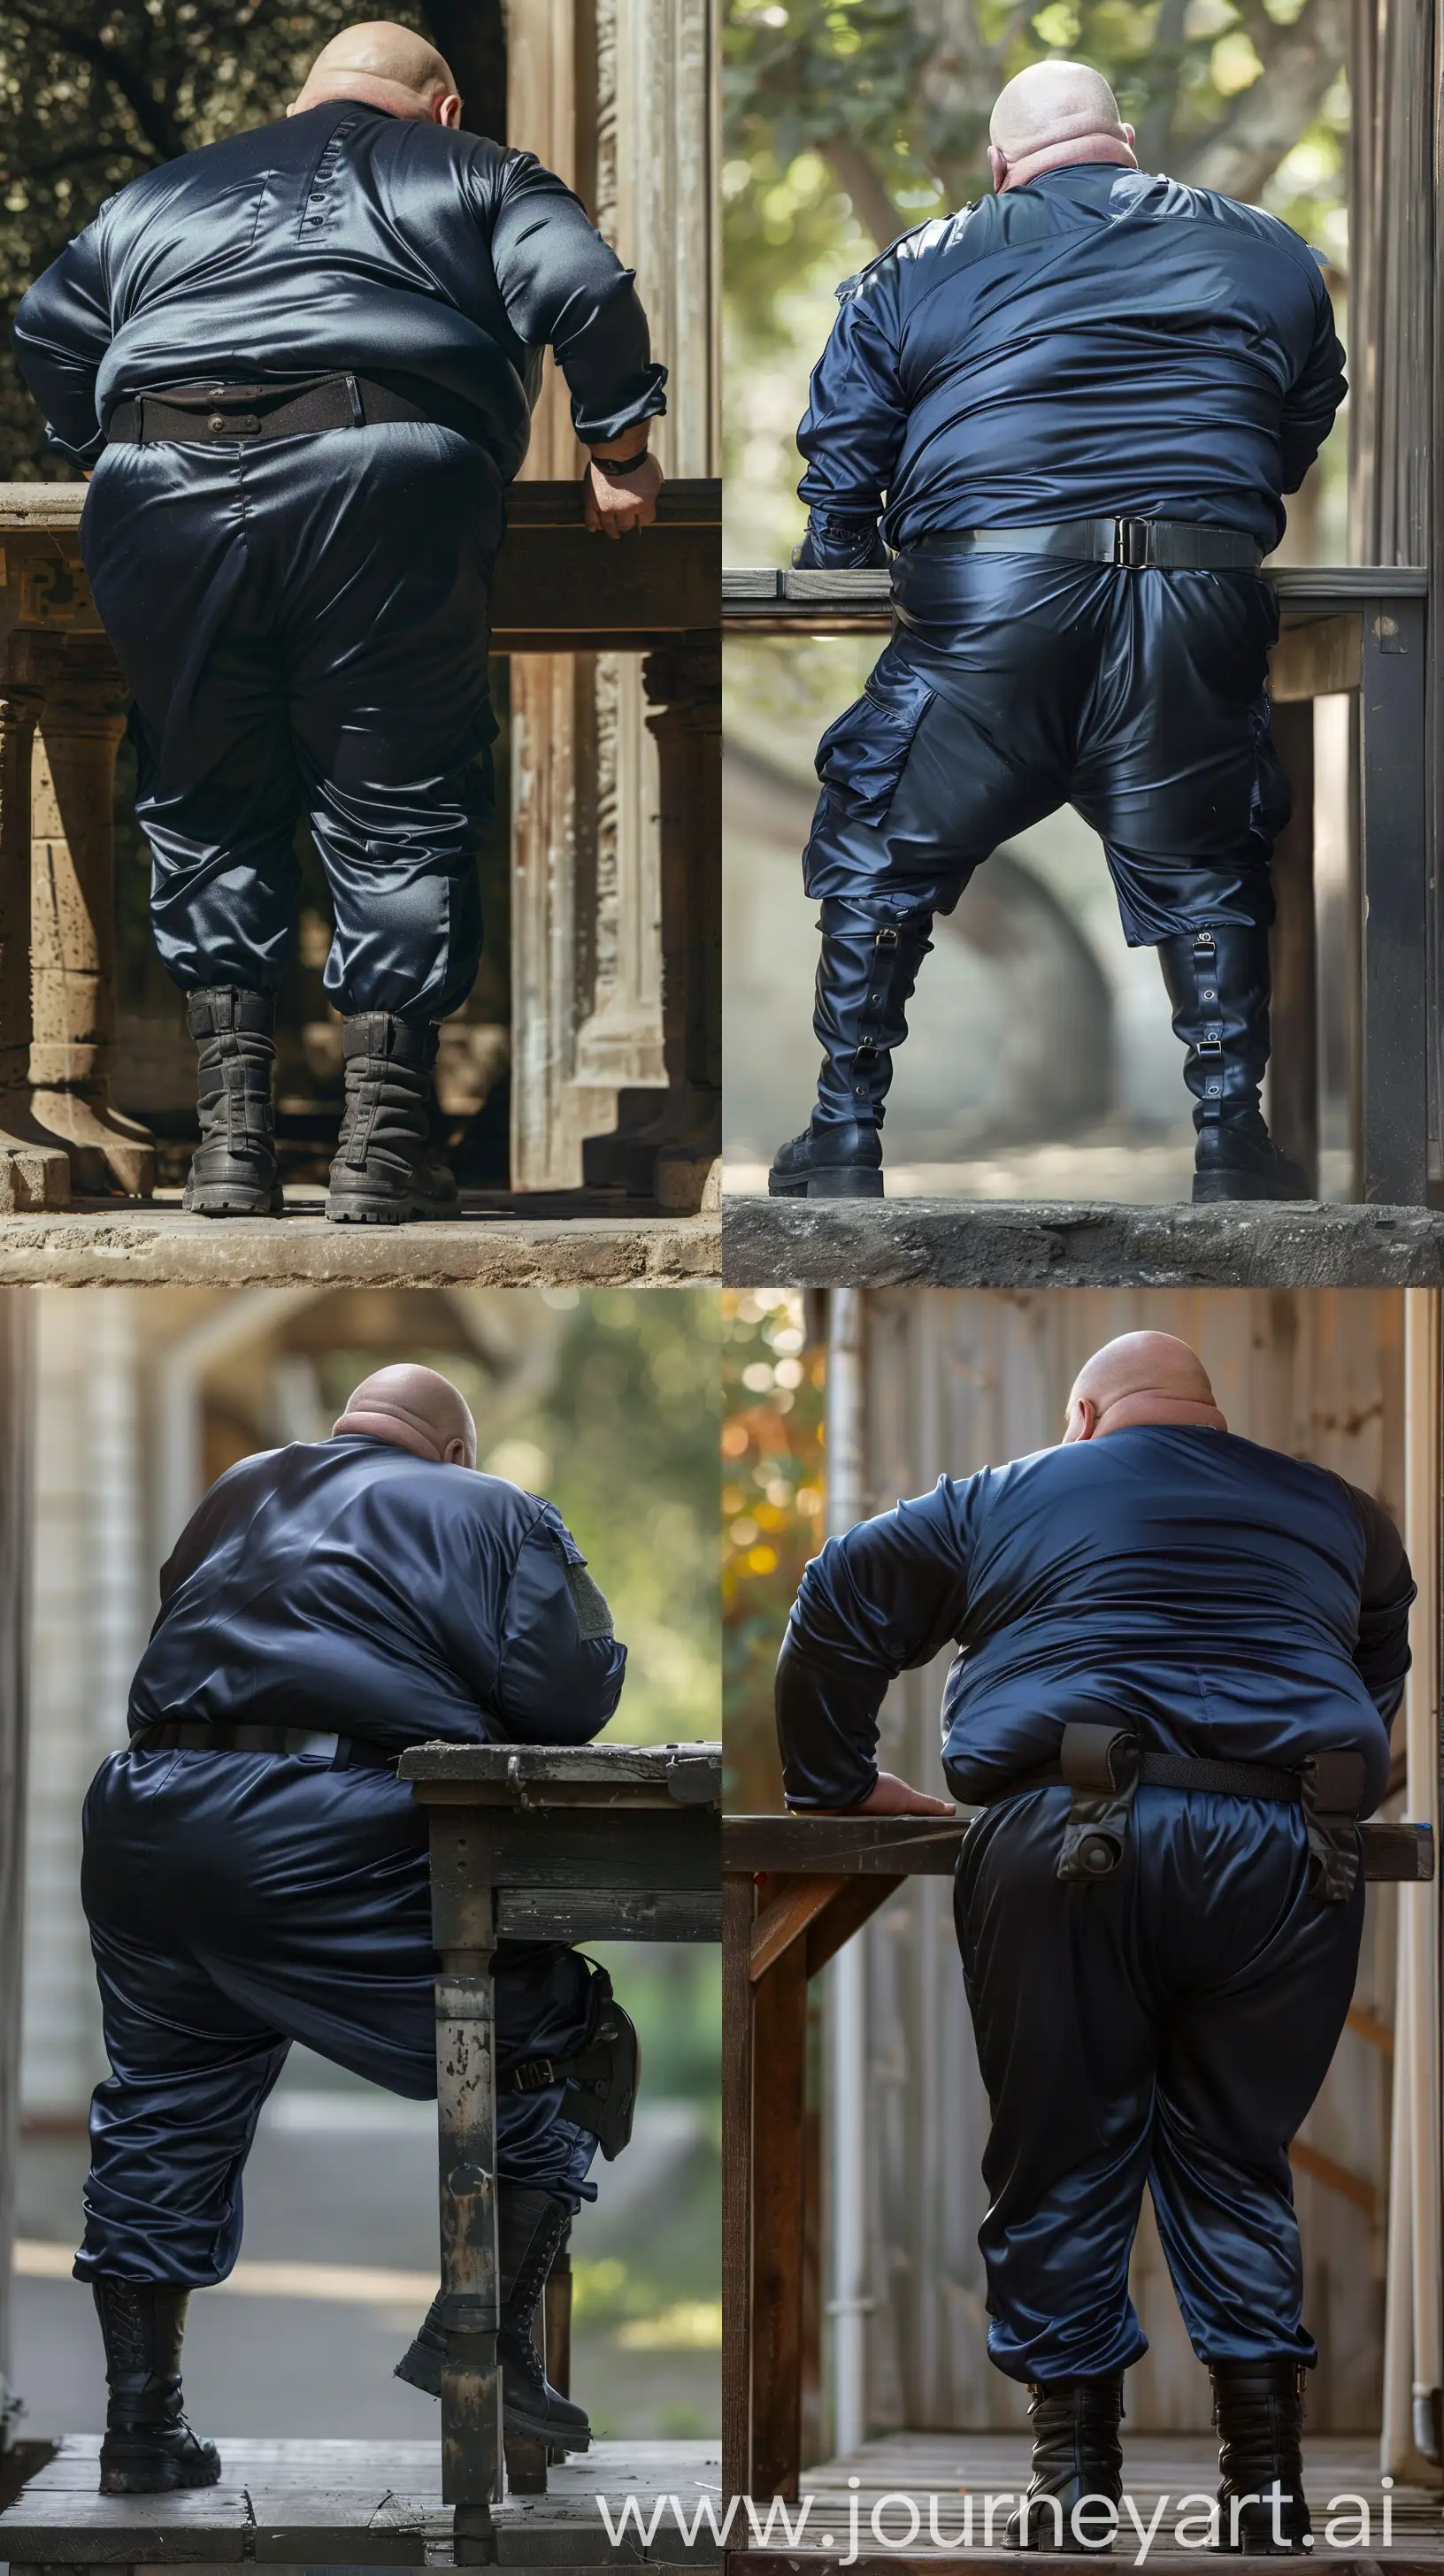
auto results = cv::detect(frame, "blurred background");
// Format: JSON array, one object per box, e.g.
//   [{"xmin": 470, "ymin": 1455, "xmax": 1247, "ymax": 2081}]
[
  {"xmin": 11, "ymin": 1285, "xmax": 720, "ymax": 2442},
  {"xmin": 720, "ymin": 0, "xmax": 1362, "ymax": 1198},
  {"xmin": 720, "ymin": 1285, "xmax": 1440, "ymax": 2470}
]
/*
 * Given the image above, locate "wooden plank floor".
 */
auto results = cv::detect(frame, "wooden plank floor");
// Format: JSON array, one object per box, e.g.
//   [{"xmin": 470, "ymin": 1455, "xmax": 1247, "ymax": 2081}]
[
  {"xmin": 730, "ymin": 2431, "xmax": 1444, "ymax": 2568},
  {"xmin": 0, "ymin": 2436, "xmax": 724, "ymax": 2567}
]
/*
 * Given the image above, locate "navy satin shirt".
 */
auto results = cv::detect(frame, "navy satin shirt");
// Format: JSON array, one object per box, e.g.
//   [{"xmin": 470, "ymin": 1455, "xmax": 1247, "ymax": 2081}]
[
  {"xmin": 130, "ymin": 1434, "xmax": 626, "ymax": 1755},
  {"xmin": 14, "ymin": 100, "xmax": 667, "ymax": 473},
  {"xmin": 777, "ymin": 1427, "xmax": 1411, "ymax": 1812},
  {"xmin": 795, "ymin": 165, "xmax": 1346, "ymax": 563}
]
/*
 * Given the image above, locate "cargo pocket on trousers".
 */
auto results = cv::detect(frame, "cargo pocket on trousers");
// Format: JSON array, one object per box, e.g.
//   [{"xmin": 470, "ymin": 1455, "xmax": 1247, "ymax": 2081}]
[{"xmin": 815, "ymin": 647, "xmax": 936, "ymax": 830}]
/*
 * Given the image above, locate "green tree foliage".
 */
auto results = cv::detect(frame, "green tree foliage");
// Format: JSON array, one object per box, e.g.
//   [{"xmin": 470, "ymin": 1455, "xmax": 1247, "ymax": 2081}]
[{"xmin": 0, "ymin": 0, "xmax": 505, "ymax": 479}]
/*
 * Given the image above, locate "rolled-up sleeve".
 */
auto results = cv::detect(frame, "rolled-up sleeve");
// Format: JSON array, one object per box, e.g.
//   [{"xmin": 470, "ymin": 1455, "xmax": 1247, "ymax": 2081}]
[
  {"xmin": 497, "ymin": 1502, "xmax": 626, "ymax": 1743},
  {"xmin": 776, "ymin": 1479, "xmax": 979, "ymax": 1809},
  {"xmin": 488, "ymin": 152, "xmax": 667, "ymax": 446},
  {"xmin": 13, "ymin": 218, "xmax": 114, "ymax": 467}
]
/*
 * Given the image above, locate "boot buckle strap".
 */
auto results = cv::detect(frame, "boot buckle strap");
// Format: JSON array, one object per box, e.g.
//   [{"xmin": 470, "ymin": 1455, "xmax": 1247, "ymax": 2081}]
[{"xmin": 1196, "ymin": 1031, "xmax": 1224, "ymax": 1058}]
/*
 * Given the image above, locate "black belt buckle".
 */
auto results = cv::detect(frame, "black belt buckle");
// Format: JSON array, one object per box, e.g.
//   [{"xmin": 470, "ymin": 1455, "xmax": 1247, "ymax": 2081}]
[
  {"xmin": 1114, "ymin": 517, "xmax": 1154, "ymax": 570},
  {"xmin": 211, "ymin": 410, "xmax": 262, "ymax": 437}
]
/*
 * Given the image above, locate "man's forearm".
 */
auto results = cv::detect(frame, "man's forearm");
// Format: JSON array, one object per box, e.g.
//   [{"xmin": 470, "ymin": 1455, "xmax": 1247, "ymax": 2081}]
[{"xmin": 774, "ymin": 1630, "xmax": 884, "ymax": 1809}]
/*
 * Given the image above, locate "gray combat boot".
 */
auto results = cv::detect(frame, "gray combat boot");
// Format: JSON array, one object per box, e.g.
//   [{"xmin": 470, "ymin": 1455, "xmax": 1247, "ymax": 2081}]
[
  {"xmin": 326, "ymin": 1014, "xmax": 459, "ymax": 1223},
  {"xmin": 183, "ymin": 987, "xmax": 282, "ymax": 1215}
]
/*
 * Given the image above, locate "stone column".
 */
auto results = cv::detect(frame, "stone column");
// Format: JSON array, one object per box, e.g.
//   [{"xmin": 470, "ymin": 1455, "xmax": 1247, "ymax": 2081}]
[
  {"xmin": 505, "ymin": 0, "xmax": 718, "ymax": 1195},
  {"xmin": 30, "ymin": 635, "xmax": 155, "ymax": 1196},
  {"xmin": 636, "ymin": 632, "xmax": 721, "ymax": 1209},
  {"xmin": 0, "ymin": 634, "xmax": 70, "ymax": 1212}
]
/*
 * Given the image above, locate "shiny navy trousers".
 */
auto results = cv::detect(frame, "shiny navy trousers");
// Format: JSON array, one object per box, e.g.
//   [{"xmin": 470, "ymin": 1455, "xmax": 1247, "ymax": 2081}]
[
  {"xmin": 804, "ymin": 555, "xmax": 1288, "ymax": 946},
  {"xmin": 81, "ymin": 422, "xmax": 501, "ymax": 1021},
  {"xmin": 75, "ymin": 1749, "xmax": 599, "ymax": 2287},
  {"xmin": 954, "ymin": 1785, "xmax": 1362, "ymax": 2385}
]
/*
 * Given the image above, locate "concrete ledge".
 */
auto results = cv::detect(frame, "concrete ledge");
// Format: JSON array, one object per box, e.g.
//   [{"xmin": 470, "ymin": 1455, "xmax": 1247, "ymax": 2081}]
[
  {"xmin": 723, "ymin": 1195, "xmax": 1444, "ymax": 1288},
  {"xmin": 0, "ymin": 1201, "xmax": 719, "ymax": 1287}
]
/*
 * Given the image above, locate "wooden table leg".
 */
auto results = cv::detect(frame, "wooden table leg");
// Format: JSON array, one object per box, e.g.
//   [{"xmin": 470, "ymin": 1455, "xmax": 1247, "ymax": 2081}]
[
  {"xmin": 749, "ymin": 1938, "xmax": 809, "ymax": 2500},
  {"xmin": 722, "ymin": 1871, "xmax": 757, "ymax": 2506},
  {"xmin": 1267, "ymin": 697, "xmax": 1319, "ymax": 1196},
  {"xmin": 0, "ymin": 649, "xmax": 70, "ymax": 1211},
  {"xmin": 1358, "ymin": 594, "xmax": 1428, "ymax": 1204},
  {"xmin": 435, "ymin": 1890, "xmax": 503, "ymax": 2559}
]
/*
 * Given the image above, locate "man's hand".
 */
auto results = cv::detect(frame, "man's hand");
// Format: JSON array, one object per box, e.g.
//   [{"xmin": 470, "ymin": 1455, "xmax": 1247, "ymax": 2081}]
[
  {"xmin": 809, "ymin": 1769, "xmax": 955, "ymax": 1818},
  {"xmin": 584, "ymin": 446, "xmax": 663, "ymax": 538}
]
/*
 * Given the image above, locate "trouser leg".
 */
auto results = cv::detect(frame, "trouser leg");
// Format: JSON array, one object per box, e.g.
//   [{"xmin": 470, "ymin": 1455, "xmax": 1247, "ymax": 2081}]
[
  {"xmin": 281, "ymin": 423, "xmax": 499, "ymax": 1025},
  {"xmin": 1146, "ymin": 1821, "xmax": 1362, "ymax": 2365},
  {"xmin": 81, "ymin": 451, "xmax": 304, "ymax": 996},
  {"xmin": 776, "ymin": 592, "xmax": 1073, "ymax": 1192},
  {"xmin": 954, "ymin": 1790, "xmax": 1156, "ymax": 2384}
]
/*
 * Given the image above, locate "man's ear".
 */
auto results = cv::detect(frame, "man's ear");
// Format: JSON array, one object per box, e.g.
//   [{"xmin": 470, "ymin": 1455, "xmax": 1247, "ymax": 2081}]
[
  {"xmin": 1122, "ymin": 122, "xmax": 1136, "ymax": 150},
  {"xmin": 442, "ymin": 1435, "xmax": 470, "ymax": 1467},
  {"xmin": 987, "ymin": 142, "xmax": 1009, "ymax": 193},
  {"xmin": 437, "ymin": 91, "xmax": 463, "ymax": 126}
]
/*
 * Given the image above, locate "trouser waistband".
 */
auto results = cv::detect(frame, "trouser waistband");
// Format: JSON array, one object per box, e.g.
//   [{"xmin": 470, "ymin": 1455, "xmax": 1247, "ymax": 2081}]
[
  {"xmin": 105, "ymin": 372, "xmax": 486, "ymax": 448},
  {"xmin": 128, "ymin": 1721, "xmax": 396, "ymax": 1771},
  {"xmin": 909, "ymin": 518, "xmax": 1264, "ymax": 571}
]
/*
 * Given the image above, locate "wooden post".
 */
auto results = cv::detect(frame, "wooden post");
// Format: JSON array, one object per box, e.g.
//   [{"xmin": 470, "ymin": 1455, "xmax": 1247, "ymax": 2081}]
[
  {"xmin": 0, "ymin": 1289, "xmax": 34, "ymax": 2450},
  {"xmin": 432, "ymin": 1863, "xmax": 502, "ymax": 2560},
  {"xmin": 749, "ymin": 1934, "xmax": 808, "ymax": 2499},
  {"xmin": 29, "ymin": 639, "xmax": 154, "ymax": 1196},
  {"xmin": 0, "ymin": 646, "xmax": 70, "ymax": 1211},
  {"xmin": 1267, "ymin": 697, "xmax": 1319, "ymax": 1195},
  {"xmin": 721, "ymin": 1869, "xmax": 757, "ymax": 2505}
]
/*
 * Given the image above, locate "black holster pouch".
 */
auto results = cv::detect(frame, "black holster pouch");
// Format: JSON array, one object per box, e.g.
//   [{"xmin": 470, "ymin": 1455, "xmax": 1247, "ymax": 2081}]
[
  {"xmin": 1056, "ymin": 1721, "xmax": 1141, "ymax": 1884},
  {"xmin": 501, "ymin": 1960, "xmax": 640, "ymax": 2159},
  {"xmin": 1300, "ymin": 1749, "xmax": 1367, "ymax": 1904}
]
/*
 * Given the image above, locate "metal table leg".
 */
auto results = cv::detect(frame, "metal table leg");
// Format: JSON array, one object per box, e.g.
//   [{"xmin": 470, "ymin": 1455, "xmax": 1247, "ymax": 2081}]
[
  {"xmin": 434, "ymin": 1883, "xmax": 503, "ymax": 2562},
  {"xmin": 1358, "ymin": 593, "xmax": 1429, "ymax": 1203}
]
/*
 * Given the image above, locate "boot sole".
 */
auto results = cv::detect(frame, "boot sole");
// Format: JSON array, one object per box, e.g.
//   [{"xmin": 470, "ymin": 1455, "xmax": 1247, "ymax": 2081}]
[
  {"xmin": 1192, "ymin": 1173, "xmax": 1313, "ymax": 1205},
  {"xmin": 184, "ymin": 1189, "xmax": 284, "ymax": 1217},
  {"xmin": 326, "ymin": 1197, "xmax": 461, "ymax": 1225},
  {"xmin": 769, "ymin": 1170, "xmax": 884, "ymax": 1200},
  {"xmin": 99, "ymin": 2454, "xmax": 221, "ymax": 2494}
]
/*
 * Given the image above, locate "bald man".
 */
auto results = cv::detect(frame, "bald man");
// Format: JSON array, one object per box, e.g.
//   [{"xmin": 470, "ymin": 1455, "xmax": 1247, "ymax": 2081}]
[
  {"xmin": 77, "ymin": 1367, "xmax": 629, "ymax": 2491},
  {"xmin": 776, "ymin": 1335, "xmax": 1413, "ymax": 2551},
  {"xmin": 769, "ymin": 60, "xmax": 1347, "ymax": 1209},
  {"xmin": 13, "ymin": 23, "xmax": 667, "ymax": 1222}
]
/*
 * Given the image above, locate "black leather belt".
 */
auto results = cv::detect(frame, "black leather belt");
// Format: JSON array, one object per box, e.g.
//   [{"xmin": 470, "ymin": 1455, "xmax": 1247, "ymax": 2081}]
[
  {"xmin": 129, "ymin": 1721, "xmax": 396, "ymax": 1771},
  {"xmin": 912, "ymin": 518, "xmax": 1264, "ymax": 571},
  {"xmin": 105, "ymin": 372, "xmax": 485, "ymax": 449},
  {"xmin": 989, "ymin": 1749, "xmax": 1301, "ymax": 1804}
]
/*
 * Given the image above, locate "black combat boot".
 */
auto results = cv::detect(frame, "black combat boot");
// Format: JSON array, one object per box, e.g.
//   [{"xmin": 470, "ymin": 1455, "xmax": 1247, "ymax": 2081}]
[
  {"xmin": 769, "ymin": 901, "xmax": 933, "ymax": 1198},
  {"xmin": 326, "ymin": 1015, "xmax": 459, "ymax": 1223},
  {"xmin": 93, "ymin": 2277, "xmax": 221, "ymax": 2495},
  {"xmin": 1157, "ymin": 926, "xmax": 1310, "ymax": 1204},
  {"xmin": 182, "ymin": 987, "xmax": 282, "ymax": 1215},
  {"xmin": 1003, "ymin": 2373, "xmax": 1125, "ymax": 2551},
  {"xmin": 1210, "ymin": 2358, "xmax": 1311, "ymax": 2553},
  {"xmin": 394, "ymin": 2188, "xmax": 591, "ymax": 2451}
]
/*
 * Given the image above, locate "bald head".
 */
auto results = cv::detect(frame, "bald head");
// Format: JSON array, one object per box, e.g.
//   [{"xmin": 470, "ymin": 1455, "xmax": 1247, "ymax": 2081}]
[
  {"xmin": 1064, "ymin": 1332, "xmax": 1227, "ymax": 1445},
  {"xmin": 333, "ymin": 1364, "xmax": 477, "ymax": 1468},
  {"xmin": 289, "ymin": 21, "xmax": 460, "ymax": 126},
  {"xmin": 987, "ymin": 60, "xmax": 1135, "ymax": 194}
]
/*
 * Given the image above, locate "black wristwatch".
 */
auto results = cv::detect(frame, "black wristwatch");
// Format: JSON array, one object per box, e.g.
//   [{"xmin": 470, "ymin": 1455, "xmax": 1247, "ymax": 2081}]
[{"xmin": 595, "ymin": 448, "xmax": 652, "ymax": 479}]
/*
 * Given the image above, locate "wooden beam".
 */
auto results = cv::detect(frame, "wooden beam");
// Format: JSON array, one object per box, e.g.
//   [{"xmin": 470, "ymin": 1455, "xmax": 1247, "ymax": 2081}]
[{"xmin": 750, "ymin": 1874, "xmax": 849, "ymax": 1982}]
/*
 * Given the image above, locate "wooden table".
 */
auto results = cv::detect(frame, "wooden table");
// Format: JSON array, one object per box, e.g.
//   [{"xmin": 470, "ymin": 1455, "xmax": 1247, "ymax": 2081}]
[
  {"xmin": 396, "ymin": 1740, "xmax": 722, "ymax": 2561},
  {"xmin": 721, "ymin": 1807, "xmax": 1437, "ymax": 2509},
  {"xmin": 724, "ymin": 564, "xmax": 1430, "ymax": 1208}
]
